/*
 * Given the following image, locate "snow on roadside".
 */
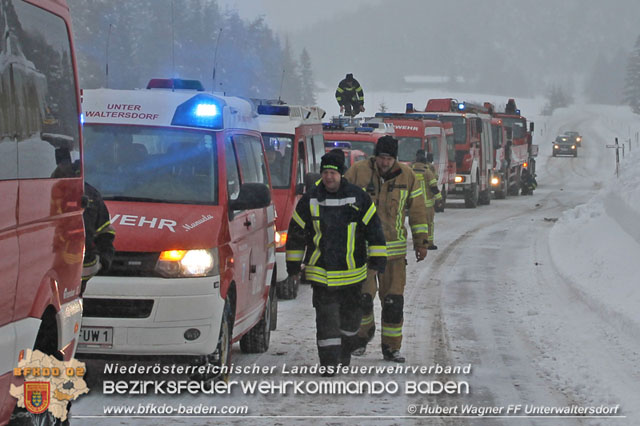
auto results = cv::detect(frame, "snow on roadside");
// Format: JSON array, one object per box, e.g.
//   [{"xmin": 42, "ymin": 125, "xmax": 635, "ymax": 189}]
[{"xmin": 549, "ymin": 115, "xmax": 640, "ymax": 335}]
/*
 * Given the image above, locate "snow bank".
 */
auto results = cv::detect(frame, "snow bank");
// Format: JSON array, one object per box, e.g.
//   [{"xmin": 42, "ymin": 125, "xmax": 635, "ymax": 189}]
[{"xmin": 550, "ymin": 141, "xmax": 640, "ymax": 335}]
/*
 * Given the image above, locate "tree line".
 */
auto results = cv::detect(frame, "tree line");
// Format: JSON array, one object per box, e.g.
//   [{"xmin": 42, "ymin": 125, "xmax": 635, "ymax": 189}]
[{"xmin": 68, "ymin": 0, "xmax": 316, "ymax": 104}]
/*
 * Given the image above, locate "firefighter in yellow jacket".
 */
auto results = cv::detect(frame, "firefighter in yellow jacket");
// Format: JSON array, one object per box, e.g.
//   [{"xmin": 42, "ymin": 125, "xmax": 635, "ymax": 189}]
[
  {"xmin": 344, "ymin": 136, "xmax": 429, "ymax": 362},
  {"xmin": 412, "ymin": 150, "xmax": 442, "ymax": 250}
]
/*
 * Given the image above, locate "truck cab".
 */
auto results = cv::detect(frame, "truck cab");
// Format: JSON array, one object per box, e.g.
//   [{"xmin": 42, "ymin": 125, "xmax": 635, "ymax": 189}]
[
  {"xmin": 255, "ymin": 101, "xmax": 326, "ymax": 299},
  {"xmin": 78, "ymin": 80, "xmax": 276, "ymax": 374}
]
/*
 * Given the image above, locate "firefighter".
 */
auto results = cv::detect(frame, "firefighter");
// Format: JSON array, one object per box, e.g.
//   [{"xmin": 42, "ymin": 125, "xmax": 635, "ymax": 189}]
[
  {"xmin": 335, "ymin": 73, "xmax": 365, "ymax": 117},
  {"xmin": 286, "ymin": 149, "xmax": 387, "ymax": 375},
  {"xmin": 81, "ymin": 181, "xmax": 116, "ymax": 295},
  {"xmin": 344, "ymin": 136, "xmax": 429, "ymax": 363},
  {"xmin": 520, "ymin": 168, "xmax": 537, "ymax": 195},
  {"xmin": 412, "ymin": 150, "xmax": 441, "ymax": 250}
]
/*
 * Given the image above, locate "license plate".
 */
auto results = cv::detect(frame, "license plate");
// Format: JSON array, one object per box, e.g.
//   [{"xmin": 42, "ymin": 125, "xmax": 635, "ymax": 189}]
[{"xmin": 78, "ymin": 326, "xmax": 113, "ymax": 348}]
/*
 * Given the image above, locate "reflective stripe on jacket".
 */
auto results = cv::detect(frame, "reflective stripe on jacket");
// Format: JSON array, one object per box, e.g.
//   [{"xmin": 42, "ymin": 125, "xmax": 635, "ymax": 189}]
[
  {"xmin": 344, "ymin": 158, "xmax": 428, "ymax": 259},
  {"xmin": 286, "ymin": 179, "xmax": 386, "ymax": 288}
]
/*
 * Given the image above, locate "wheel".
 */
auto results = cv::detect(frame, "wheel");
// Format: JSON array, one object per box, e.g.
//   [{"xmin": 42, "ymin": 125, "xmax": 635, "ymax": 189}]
[
  {"xmin": 553, "ymin": 152, "xmax": 557, "ymax": 157},
  {"xmin": 240, "ymin": 289, "xmax": 272, "ymax": 353},
  {"xmin": 574, "ymin": 152, "xmax": 578, "ymax": 157},
  {"xmin": 269, "ymin": 281, "xmax": 278, "ymax": 331},
  {"xmin": 277, "ymin": 274, "xmax": 299, "ymax": 300},
  {"xmin": 464, "ymin": 182, "xmax": 478, "ymax": 208},
  {"xmin": 479, "ymin": 187, "xmax": 491, "ymax": 205}
]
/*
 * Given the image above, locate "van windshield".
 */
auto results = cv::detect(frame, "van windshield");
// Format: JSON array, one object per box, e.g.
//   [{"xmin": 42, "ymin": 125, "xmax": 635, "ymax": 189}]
[
  {"xmin": 83, "ymin": 125, "xmax": 218, "ymax": 205},
  {"xmin": 397, "ymin": 137, "xmax": 422, "ymax": 162},
  {"xmin": 262, "ymin": 133, "xmax": 294, "ymax": 189}
]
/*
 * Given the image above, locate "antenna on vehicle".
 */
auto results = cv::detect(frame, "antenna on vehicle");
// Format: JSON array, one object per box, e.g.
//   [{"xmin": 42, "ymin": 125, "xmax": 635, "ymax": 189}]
[
  {"xmin": 278, "ymin": 69, "xmax": 285, "ymax": 102},
  {"xmin": 171, "ymin": 0, "xmax": 176, "ymax": 87},
  {"xmin": 105, "ymin": 23, "xmax": 113, "ymax": 88},
  {"xmin": 211, "ymin": 28, "xmax": 223, "ymax": 92}
]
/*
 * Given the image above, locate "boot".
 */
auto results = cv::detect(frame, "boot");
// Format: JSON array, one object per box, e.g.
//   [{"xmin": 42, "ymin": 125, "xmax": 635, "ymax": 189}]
[
  {"xmin": 427, "ymin": 244, "xmax": 438, "ymax": 250},
  {"xmin": 382, "ymin": 346, "xmax": 406, "ymax": 363}
]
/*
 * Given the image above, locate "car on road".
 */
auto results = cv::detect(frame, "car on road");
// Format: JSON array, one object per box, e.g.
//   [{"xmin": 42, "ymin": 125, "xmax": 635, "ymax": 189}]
[
  {"xmin": 563, "ymin": 131, "xmax": 582, "ymax": 147},
  {"xmin": 553, "ymin": 135, "xmax": 578, "ymax": 157}
]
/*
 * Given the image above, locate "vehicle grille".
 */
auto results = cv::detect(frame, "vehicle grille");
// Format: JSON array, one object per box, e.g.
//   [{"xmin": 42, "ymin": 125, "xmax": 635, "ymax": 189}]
[
  {"xmin": 100, "ymin": 251, "xmax": 160, "ymax": 277},
  {"xmin": 83, "ymin": 298, "xmax": 154, "ymax": 318}
]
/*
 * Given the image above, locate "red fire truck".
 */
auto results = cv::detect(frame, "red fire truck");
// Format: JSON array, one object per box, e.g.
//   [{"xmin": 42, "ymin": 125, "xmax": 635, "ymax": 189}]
[
  {"xmin": 485, "ymin": 99, "xmax": 537, "ymax": 197},
  {"xmin": 374, "ymin": 112, "xmax": 455, "ymax": 211},
  {"xmin": 1, "ymin": 0, "xmax": 84, "ymax": 422},
  {"xmin": 322, "ymin": 120, "xmax": 395, "ymax": 160},
  {"xmin": 424, "ymin": 99, "xmax": 494, "ymax": 208},
  {"xmin": 256, "ymin": 102, "xmax": 326, "ymax": 300}
]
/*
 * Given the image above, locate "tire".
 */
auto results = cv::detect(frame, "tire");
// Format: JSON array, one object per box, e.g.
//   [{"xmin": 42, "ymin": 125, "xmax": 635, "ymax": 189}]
[
  {"xmin": 552, "ymin": 152, "xmax": 557, "ymax": 157},
  {"xmin": 464, "ymin": 182, "xmax": 478, "ymax": 208},
  {"xmin": 240, "ymin": 290, "xmax": 272, "ymax": 353},
  {"xmin": 269, "ymin": 282, "xmax": 278, "ymax": 331},
  {"xmin": 574, "ymin": 152, "xmax": 578, "ymax": 157},
  {"xmin": 277, "ymin": 274, "xmax": 299, "ymax": 300},
  {"xmin": 479, "ymin": 187, "xmax": 491, "ymax": 205}
]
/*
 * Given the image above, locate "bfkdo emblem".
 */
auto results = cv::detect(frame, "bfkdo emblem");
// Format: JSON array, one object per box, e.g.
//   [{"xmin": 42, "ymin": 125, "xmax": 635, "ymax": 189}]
[{"xmin": 24, "ymin": 382, "xmax": 50, "ymax": 414}]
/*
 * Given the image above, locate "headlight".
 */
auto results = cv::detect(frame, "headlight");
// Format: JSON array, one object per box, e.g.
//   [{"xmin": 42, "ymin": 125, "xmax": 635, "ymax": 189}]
[
  {"xmin": 156, "ymin": 248, "xmax": 218, "ymax": 277},
  {"xmin": 275, "ymin": 230, "xmax": 288, "ymax": 249},
  {"xmin": 491, "ymin": 177, "xmax": 499, "ymax": 186},
  {"xmin": 571, "ymin": 145, "xmax": 576, "ymax": 149},
  {"xmin": 576, "ymin": 137, "xmax": 581, "ymax": 141},
  {"xmin": 554, "ymin": 144, "xmax": 559, "ymax": 149},
  {"xmin": 454, "ymin": 176, "xmax": 464, "ymax": 183}
]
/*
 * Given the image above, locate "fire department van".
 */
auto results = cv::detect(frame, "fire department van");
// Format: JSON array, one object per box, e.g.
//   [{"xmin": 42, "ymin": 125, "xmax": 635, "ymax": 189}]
[
  {"xmin": 78, "ymin": 80, "xmax": 276, "ymax": 372},
  {"xmin": 322, "ymin": 120, "xmax": 395, "ymax": 161},
  {"xmin": 374, "ymin": 111, "xmax": 455, "ymax": 211},
  {"xmin": 255, "ymin": 101, "xmax": 325, "ymax": 299},
  {"xmin": 1, "ymin": 0, "xmax": 84, "ymax": 422}
]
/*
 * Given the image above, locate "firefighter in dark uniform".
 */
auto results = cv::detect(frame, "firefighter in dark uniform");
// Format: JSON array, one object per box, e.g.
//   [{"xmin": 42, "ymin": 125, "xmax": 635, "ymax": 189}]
[
  {"xmin": 520, "ymin": 168, "xmax": 537, "ymax": 195},
  {"xmin": 286, "ymin": 149, "xmax": 387, "ymax": 375},
  {"xmin": 81, "ymin": 182, "xmax": 115, "ymax": 294},
  {"xmin": 335, "ymin": 73, "xmax": 365, "ymax": 117}
]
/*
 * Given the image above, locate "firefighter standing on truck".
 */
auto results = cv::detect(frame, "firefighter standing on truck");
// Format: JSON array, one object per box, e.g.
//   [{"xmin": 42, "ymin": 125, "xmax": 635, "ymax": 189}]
[
  {"xmin": 344, "ymin": 136, "xmax": 429, "ymax": 363},
  {"xmin": 412, "ymin": 149, "xmax": 441, "ymax": 250},
  {"xmin": 335, "ymin": 73, "xmax": 365, "ymax": 117},
  {"xmin": 286, "ymin": 149, "xmax": 387, "ymax": 375}
]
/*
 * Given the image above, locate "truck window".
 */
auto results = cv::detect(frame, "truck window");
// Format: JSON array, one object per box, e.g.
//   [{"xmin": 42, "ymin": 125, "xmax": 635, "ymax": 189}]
[
  {"xmin": 310, "ymin": 134, "xmax": 325, "ymax": 173},
  {"xmin": 397, "ymin": 137, "xmax": 422, "ymax": 162},
  {"xmin": 304, "ymin": 137, "xmax": 315, "ymax": 173},
  {"xmin": 225, "ymin": 136, "xmax": 241, "ymax": 201},
  {"xmin": 1, "ymin": 0, "xmax": 80, "ymax": 179},
  {"xmin": 233, "ymin": 134, "xmax": 269, "ymax": 186},
  {"xmin": 439, "ymin": 117, "xmax": 467, "ymax": 145},
  {"xmin": 297, "ymin": 140, "xmax": 307, "ymax": 184},
  {"xmin": 262, "ymin": 133, "xmax": 294, "ymax": 189},
  {"xmin": 428, "ymin": 136, "xmax": 440, "ymax": 161},
  {"xmin": 84, "ymin": 125, "xmax": 217, "ymax": 204}
]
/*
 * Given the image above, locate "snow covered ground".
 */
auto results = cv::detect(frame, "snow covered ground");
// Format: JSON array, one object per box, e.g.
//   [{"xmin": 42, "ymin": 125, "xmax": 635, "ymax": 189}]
[{"xmin": 72, "ymin": 90, "xmax": 640, "ymax": 425}]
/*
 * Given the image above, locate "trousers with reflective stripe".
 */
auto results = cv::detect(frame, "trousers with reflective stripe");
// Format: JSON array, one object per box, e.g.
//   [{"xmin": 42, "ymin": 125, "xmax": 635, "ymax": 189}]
[
  {"xmin": 358, "ymin": 258, "xmax": 406, "ymax": 351},
  {"xmin": 313, "ymin": 283, "xmax": 363, "ymax": 367}
]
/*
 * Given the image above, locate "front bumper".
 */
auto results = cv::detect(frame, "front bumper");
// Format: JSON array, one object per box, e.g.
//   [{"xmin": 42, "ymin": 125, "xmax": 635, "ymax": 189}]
[{"xmin": 77, "ymin": 275, "xmax": 224, "ymax": 356}]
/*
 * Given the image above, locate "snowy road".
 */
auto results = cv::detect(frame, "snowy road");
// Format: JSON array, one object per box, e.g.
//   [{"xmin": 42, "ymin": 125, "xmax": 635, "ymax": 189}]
[{"xmin": 72, "ymin": 104, "xmax": 639, "ymax": 425}]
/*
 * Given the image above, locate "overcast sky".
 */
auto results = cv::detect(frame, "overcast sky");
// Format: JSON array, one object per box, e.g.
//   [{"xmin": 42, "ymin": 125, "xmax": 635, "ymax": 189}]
[{"xmin": 216, "ymin": 0, "xmax": 382, "ymax": 33}]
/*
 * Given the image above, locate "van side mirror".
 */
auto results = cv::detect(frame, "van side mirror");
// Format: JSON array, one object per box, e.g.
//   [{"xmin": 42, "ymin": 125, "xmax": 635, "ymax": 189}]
[
  {"xmin": 529, "ymin": 122, "xmax": 535, "ymax": 132},
  {"xmin": 476, "ymin": 120, "xmax": 483, "ymax": 134},
  {"xmin": 229, "ymin": 183, "xmax": 271, "ymax": 211},
  {"xmin": 505, "ymin": 127, "xmax": 513, "ymax": 140}
]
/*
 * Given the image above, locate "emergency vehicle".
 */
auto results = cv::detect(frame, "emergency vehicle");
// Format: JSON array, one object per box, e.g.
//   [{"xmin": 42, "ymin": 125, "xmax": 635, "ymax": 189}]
[
  {"xmin": 255, "ymin": 101, "xmax": 326, "ymax": 300},
  {"xmin": 324, "ymin": 141, "xmax": 367, "ymax": 168},
  {"xmin": 78, "ymin": 81, "xmax": 277, "ymax": 375},
  {"xmin": 374, "ymin": 111, "xmax": 455, "ymax": 211},
  {"xmin": 322, "ymin": 119, "xmax": 395, "ymax": 161},
  {"xmin": 1, "ymin": 0, "xmax": 84, "ymax": 422},
  {"xmin": 424, "ymin": 99, "xmax": 494, "ymax": 208},
  {"xmin": 485, "ymin": 100, "xmax": 537, "ymax": 196}
]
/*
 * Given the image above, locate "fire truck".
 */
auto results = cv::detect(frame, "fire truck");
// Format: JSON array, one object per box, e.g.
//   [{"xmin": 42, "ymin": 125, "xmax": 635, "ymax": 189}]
[
  {"xmin": 79, "ymin": 80, "xmax": 277, "ymax": 377},
  {"xmin": 1, "ymin": 0, "xmax": 84, "ymax": 422},
  {"xmin": 322, "ymin": 119, "xmax": 395, "ymax": 160},
  {"xmin": 255, "ymin": 101, "xmax": 326, "ymax": 300},
  {"xmin": 423, "ymin": 99, "xmax": 494, "ymax": 208},
  {"xmin": 374, "ymin": 111, "xmax": 455, "ymax": 211},
  {"xmin": 485, "ymin": 99, "xmax": 537, "ymax": 197}
]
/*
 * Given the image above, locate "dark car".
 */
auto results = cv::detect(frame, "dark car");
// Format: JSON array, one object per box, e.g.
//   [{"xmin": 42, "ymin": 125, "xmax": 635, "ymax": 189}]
[
  {"xmin": 563, "ymin": 131, "xmax": 582, "ymax": 147},
  {"xmin": 553, "ymin": 136, "xmax": 577, "ymax": 157}
]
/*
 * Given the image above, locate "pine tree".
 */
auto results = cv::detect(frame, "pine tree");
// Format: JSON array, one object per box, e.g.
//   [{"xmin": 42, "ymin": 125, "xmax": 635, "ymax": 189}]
[
  {"xmin": 280, "ymin": 38, "xmax": 303, "ymax": 104},
  {"xmin": 298, "ymin": 48, "xmax": 316, "ymax": 105},
  {"xmin": 623, "ymin": 35, "xmax": 640, "ymax": 114}
]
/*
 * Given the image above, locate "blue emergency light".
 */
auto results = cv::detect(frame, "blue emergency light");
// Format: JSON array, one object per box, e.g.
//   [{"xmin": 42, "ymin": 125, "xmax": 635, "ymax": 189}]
[
  {"xmin": 257, "ymin": 105, "xmax": 290, "ymax": 116},
  {"xmin": 457, "ymin": 103, "xmax": 466, "ymax": 111},
  {"xmin": 355, "ymin": 127, "xmax": 374, "ymax": 132},
  {"xmin": 171, "ymin": 94, "xmax": 224, "ymax": 129},
  {"xmin": 326, "ymin": 141, "xmax": 352, "ymax": 149}
]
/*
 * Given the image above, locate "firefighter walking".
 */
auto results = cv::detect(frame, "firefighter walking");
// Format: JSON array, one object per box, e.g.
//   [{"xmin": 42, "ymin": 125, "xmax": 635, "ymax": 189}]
[
  {"xmin": 412, "ymin": 150, "xmax": 442, "ymax": 250},
  {"xmin": 335, "ymin": 73, "xmax": 365, "ymax": 117},
  {"xmin": 286, "ymin": 149, "xmax": 387, "ymax": 375},
  {"xmin": 344, "ymin": 136, "xmax": 429, "ymax": 363}
]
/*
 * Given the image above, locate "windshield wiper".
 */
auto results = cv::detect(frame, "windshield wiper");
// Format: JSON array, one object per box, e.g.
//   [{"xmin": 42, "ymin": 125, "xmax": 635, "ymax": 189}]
[{"xmin": 103, "ymin": 195, "xmax": 169, "ymax": 203}]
